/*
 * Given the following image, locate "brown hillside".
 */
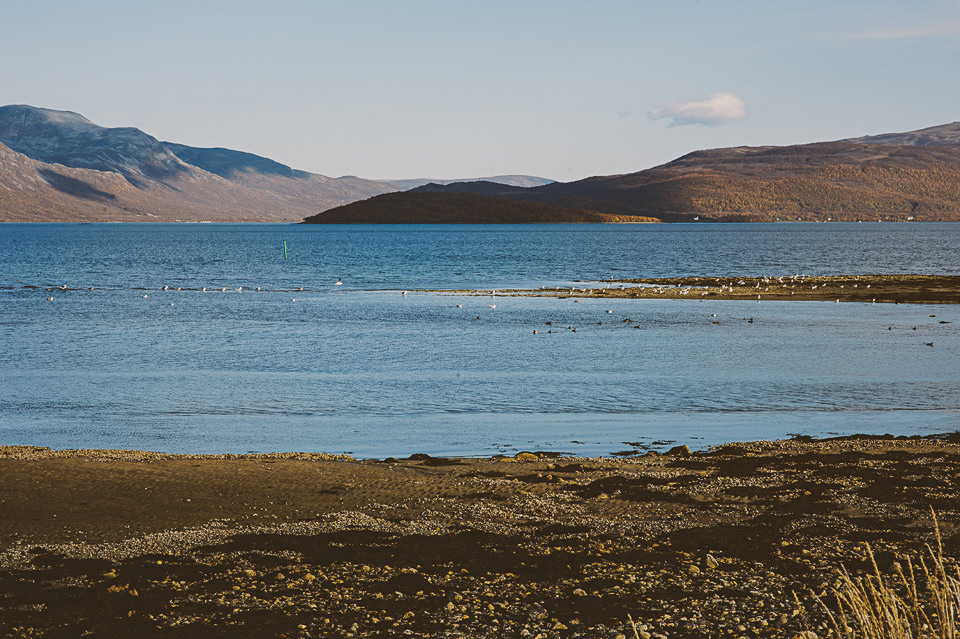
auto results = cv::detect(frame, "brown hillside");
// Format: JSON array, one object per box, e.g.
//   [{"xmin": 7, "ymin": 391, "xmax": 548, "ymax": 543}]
[
  {"xmin": 0, "ymin": 141, "xmax": 396, "ymax": 223},
  {"xmin": 430, "ymin": 141, "xmax": 960, "ymax": 222},
  {"xmin": 302, "ymin": 191, "xmax": 659, "ymax": 224},
  {"xmin": 0, "ymin": 105, "xmax": 399, "ymax": 223}
]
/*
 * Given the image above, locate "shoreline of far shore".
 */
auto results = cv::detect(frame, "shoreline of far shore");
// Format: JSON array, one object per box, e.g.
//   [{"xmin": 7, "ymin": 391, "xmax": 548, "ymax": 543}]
[{"xmin": 2, "ymin": 432, "xmax": 959, "ymax": 638}]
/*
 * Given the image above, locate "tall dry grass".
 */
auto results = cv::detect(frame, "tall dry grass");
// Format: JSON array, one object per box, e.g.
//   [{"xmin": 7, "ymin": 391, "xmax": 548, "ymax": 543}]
[{"xmin": 814, "ymin": 512, "xmax": 959, "ymax": 639}]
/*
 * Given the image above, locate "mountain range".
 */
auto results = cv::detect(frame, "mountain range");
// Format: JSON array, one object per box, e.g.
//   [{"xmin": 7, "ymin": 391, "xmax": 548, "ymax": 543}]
[
  {"xmin": 4, "ymin": 104, "xmax": 960, "ymax": 224},
  {"xmin": 308, "ymin": 121, "xmax": 960, "ymax": 224},
  {"xmin": 0, "ymin": 105, "xmax": 551, "ymax": 222}
]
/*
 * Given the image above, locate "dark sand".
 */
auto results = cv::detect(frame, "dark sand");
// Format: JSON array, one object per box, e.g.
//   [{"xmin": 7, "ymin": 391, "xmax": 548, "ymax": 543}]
[{"xmin": 2, "ymin": 435, "xmax": 960, "ymax": 638}]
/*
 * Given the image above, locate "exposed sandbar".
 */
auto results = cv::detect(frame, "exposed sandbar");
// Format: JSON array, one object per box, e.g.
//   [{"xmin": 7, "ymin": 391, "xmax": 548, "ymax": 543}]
[{"xmin": 442, "ymin": 274, "xmax": 960, "ymax": 304}]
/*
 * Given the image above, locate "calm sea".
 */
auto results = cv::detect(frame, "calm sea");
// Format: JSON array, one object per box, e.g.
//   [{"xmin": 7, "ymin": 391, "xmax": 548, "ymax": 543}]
[{"xmin": 2, "ymin": 222, "xmax": 958, "ymax": 457}]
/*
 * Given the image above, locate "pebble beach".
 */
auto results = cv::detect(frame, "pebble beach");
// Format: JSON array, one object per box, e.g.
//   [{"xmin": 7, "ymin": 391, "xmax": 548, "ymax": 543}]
[{"xmin": 2, "ymin": 434, "xmax": 959, "ymax": 638}]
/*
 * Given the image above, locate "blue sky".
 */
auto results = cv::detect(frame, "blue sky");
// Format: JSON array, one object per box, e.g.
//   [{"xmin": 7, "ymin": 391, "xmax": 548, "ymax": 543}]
[{"xmin": 3, "ymin": 0, "xmax": 959, "ymax": 181}]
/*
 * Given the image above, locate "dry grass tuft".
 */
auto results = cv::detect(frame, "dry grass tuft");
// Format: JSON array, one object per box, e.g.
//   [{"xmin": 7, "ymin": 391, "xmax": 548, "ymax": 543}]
[{"xmin": 814, "ymin": 511, "xmax": 960, "ymax": 639}]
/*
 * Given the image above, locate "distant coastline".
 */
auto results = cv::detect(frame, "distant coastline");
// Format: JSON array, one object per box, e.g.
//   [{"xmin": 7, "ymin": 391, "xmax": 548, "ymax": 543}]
[{"xmin": 4, "ymin": 105, "xmax": 960, "ymax": 223}]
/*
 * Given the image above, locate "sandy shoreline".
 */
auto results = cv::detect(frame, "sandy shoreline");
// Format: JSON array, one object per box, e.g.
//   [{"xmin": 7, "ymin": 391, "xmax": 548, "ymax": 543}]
[{"xmin": 2, "ymin": 434, "xmax": 959, "ymax": 638}]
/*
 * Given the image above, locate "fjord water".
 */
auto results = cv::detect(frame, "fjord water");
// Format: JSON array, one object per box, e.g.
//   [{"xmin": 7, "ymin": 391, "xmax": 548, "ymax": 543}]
[{"xmin": 2, "ymin": 222, "xmax": 958, "ymax": 457}]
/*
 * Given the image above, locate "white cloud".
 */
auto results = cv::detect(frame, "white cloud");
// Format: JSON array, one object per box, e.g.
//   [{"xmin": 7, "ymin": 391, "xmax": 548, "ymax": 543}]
[{"xmin": 648, "ymin": 92, "xmax": 747, "ymax": 127}]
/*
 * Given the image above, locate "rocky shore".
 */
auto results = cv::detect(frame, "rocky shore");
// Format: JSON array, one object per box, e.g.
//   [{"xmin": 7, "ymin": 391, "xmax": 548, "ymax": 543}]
[
  {"xmin": 446, "ymin": 274, "xmax": 960, "ymax": 304},
  {"xmin": 2, "ymin": 434, "xmax": 959, "ymax": 638}
]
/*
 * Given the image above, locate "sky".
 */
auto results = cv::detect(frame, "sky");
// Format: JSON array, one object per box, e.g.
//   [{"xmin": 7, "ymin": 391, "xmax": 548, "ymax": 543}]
[{"xmin": 2, "ymin": 0, "xmax": 959, "ymax": 182}]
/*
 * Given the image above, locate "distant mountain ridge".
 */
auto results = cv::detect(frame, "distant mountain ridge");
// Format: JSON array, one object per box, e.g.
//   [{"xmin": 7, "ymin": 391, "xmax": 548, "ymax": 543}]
[
  {"xmin": 4, "ymin": 104, "xmax": 960, "ymax": 223},
  {"xmin": 0, "ymin": 105, "xmax": 189, "ymax": 185},
  {"xmin": 843, "ymin": 121, "xmax": 960, "ymax": 147},
  {"xmin": 354, "ymin": 121, "xmax": 960, "ymax": 223},
  {"xmin": 162, "ymin": 143, "xmax": 309, "ymax": 179},
  {"xmin": 384, "ymin": 175, "xmax": 554, "ymax": 190},
  {"xmin": 412, "ymin": 180, "xmax": 528, "ymax": 196},
  {"xmin": 0, "ymin": 105, "xmax": 552, "ymax": 222}
]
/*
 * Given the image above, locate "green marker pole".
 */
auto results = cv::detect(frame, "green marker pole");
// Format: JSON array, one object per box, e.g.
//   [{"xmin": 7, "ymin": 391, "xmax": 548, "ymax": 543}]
[{"xmin": 283, "ymin": 238, "xmax": 288, "ymax": 259}]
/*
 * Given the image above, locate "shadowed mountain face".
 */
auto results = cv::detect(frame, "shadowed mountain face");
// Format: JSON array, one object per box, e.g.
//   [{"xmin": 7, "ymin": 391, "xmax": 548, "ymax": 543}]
[
  {"xmin": 36, "ymin": 168, "xmax": 117, "ymax": 202},
  {"xmin": 162, "ymin": 143, "xmax": 308, "ymax": 179},
  {"xmin": 0, "ymin": 105, "xmax": 188, "ymax": 185},
  {"xmin": 303, "ymin": 191, "xmax": 658, "ymax": 224}
]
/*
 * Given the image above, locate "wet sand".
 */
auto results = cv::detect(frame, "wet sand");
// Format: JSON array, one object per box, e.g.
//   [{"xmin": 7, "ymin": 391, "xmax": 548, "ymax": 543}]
[
  {"xmin": 446, "ymin": 274, "xmax": 960, "ymax": 304},
  {"xmin": 2, "ymin": 435, "xmax": 959, "ymax": 638}
]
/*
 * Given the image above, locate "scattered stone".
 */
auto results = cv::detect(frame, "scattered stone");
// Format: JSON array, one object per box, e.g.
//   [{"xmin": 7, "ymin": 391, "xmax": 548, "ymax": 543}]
[{"xmin": 2, "ymin": 437, "xmax": 958, "ymax": 638}]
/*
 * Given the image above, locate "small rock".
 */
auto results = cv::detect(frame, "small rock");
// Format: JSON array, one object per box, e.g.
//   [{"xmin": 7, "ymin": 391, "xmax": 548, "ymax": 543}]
[
  {"xmin": 515, "ymin": 452, "xmax": 539, "ymax": 461},
  {"xmin": 573, "ymin": 588, "xmax": 588, "ymax": 596},
  {"xmin": 528, "ymin": 603, "xmax": 548, "ymax": 620},
  {"xmin": 704, "ymin": 554, "xmax": 720, "ymax": 569},
  {"xmin": 243, "ymin": 569, "xmax": 257, "ymax": 578}
]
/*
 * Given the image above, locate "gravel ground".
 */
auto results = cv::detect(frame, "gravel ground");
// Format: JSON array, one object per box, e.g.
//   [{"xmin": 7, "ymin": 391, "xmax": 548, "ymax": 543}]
[{"xmin": 1, "ymin": 434, "xmax": 959, "ymax": 638}]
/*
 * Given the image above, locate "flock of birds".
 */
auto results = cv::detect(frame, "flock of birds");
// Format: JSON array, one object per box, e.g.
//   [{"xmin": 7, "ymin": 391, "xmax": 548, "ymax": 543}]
[
  {"xmin": 30, "ymin": 276, "xmax": 946, "ymax": 347},
  {"xmin": 38, "ymin": 278, "xmax": 351, "ymax": 303}
]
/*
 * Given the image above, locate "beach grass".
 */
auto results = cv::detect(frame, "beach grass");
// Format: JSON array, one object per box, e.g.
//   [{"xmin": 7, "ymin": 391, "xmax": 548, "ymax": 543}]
[{"xmin": 813, "ymin": 512, "xmax": 960, "ymax": 639}]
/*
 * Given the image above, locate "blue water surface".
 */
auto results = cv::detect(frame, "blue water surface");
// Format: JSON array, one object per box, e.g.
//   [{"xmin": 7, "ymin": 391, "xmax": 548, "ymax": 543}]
[{"xmin": 1, "ymin": 222, "xmax": 958, "ymax": 457}]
